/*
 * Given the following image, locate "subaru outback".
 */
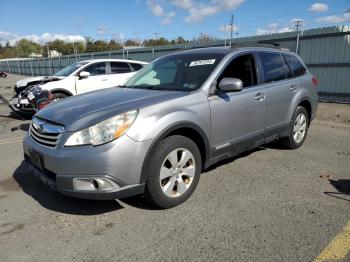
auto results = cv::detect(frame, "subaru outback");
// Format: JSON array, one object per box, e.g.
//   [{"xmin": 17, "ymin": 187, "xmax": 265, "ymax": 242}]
[{"xmin": 23, "ymin": 46, "xmax": 319, "ymax": 208}]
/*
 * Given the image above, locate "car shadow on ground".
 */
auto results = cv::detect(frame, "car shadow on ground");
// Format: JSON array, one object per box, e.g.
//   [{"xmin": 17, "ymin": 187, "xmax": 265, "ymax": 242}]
[
  {"xmin": 119, "ymin": 196, "xmax": 163, "ymax": 210},
  {"xmin": 0, "ymin": 111, "xmax": 27, "ymax": 121},
  {"xmin": 203, "ymin": 144, "xmax": 274, "ymax": 173},
  {"xmin": 11, "ymin": 123, "xmax": 30, "ymax": 132},
  {"xmin": 325, "ymin": 179, "xmax": 350, "ymax": 202},
  {"xmin": 13, "ymin": 161, "xmax": 124, "ymax": 215},
  {"xmin": 11, "ymin": 140, "xmax": 289, "ymax": 212}
]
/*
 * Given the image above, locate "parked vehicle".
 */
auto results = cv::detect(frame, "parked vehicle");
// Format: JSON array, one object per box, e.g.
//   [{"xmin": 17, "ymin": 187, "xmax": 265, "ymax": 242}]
[
  {"xmin": 0, "ymin": 71, "xmax": 7, "ymax": 78},
  {"xmin": 11, "ymin": 59, "xmax": 148, "ymax": 114},
  {"xmin": 23, "ymin": 46, "xmax": 318, "ymax": 208}
]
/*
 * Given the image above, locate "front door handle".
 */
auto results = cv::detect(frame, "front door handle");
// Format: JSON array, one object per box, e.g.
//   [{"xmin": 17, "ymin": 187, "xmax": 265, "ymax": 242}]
[
  {"xmin": 290, "ymin": 85, "xmax": 298, "ymax": 92},
  {"xmin": 101, "ymin": 79, "xmax": 108, "ymax": 81},
  {"xmin": 254, "ymin": 93, "xmax": 265, "ymax": 101}
]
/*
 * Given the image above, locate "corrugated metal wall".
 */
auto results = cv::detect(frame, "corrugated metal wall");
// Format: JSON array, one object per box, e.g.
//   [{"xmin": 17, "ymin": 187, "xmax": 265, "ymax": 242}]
[{"xmin": 1, "ymin": 26, "xmax": 349, "ymax": 102}]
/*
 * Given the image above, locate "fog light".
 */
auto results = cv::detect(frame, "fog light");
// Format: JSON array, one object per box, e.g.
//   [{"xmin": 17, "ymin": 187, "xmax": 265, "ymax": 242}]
[{"xmin": 73, "ymin": 177, "xmax": 120, "ymax": 191}]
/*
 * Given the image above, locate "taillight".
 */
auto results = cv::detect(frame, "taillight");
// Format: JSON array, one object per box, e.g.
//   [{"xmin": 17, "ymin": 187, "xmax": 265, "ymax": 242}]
[{"xmin": 312, "ymin": 76, "xmax": 318, "ymax": 87}]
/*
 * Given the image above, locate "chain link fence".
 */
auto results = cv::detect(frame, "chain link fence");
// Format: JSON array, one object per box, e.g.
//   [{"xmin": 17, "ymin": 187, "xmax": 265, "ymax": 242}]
[{"xmin": 1, "ymin": 26, "xmax": 349, "ymax": 102}]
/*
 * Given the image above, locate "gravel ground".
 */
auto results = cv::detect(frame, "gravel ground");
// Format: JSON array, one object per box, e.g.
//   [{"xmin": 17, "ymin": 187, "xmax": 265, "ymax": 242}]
[{"xmin": 0, "ymin": 74, "xmax": 349, "ymax": 262}]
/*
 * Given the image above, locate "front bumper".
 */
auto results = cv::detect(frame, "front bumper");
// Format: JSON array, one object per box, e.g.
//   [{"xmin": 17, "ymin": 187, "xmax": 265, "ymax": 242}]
[
  {"xmin": 10, "ymin": 96, "xmax": 36, "ymax": 113},
  {"xmin": 23, "ymin": 133, "xmax": 152, "ymax": 200}
]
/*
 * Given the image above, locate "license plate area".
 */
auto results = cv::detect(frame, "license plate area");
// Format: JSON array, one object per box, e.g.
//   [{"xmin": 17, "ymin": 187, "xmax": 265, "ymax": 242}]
[{"xmin": 29, "ymin": 149, "xmax": 43, "ymax": 170}]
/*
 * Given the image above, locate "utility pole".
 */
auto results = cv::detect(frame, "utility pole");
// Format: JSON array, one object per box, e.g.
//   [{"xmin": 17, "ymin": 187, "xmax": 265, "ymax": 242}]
[
  {"xmin": 154, "ymin": 32, "xmax": 159, "ymax": 46},
  {"xmin": 294, "ymin": 20, "xmax": 303, "ymax": 54},
  {"xmin": 224, "ymin": 24, "xmax": 227, "ymax": 46},
  {"xmin": 229, "ymin": 14, "xmax": 234, "ymax": 47},
  {"xmin": 200, "ymin": 32, "xmax": 203, "ymax": 43}
]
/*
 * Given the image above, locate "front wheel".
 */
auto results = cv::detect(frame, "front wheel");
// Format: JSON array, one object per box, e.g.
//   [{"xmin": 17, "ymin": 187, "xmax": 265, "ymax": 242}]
[
  {"xmin": 280, "ymin": 106, "xmax": 309, "ymax": 149},
  {"xmin": 144, "ymin": 135, "xmax": 202, "ymax": 208},
  {"xmin": 52, "ymin": 92, "xmax": 67, "ymax": 102}
]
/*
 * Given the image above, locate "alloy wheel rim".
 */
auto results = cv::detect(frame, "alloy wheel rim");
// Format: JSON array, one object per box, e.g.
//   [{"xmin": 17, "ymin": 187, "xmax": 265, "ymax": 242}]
[
  {"xmin": 159, "ymin": 148, "xmax": 196, "ymax": 198},
  {"xmin": 293, "ymin": 113, "xmax": 307, "ymax": 143}
]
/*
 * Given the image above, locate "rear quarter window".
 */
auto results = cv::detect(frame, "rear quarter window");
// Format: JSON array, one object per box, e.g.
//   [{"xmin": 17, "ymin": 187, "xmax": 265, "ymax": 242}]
[
  {"xmin": 259, "ymin": 52, "xmax": 288, "ymax": 83},
  {"xmin": 110, "ymin": 62, "xmax": 132, "ymax": 73},
  {"xmin": 129, "ymin": 63, "xmax": 144, "ymax": 71},
  {"xmin": 284, "ymin": 55, "xmax": 306, "ymax": 77}
]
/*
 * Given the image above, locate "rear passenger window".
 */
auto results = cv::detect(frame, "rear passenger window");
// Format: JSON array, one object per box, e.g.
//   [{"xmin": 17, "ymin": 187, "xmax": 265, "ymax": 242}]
[
  {"xmin": 259, "ymin": 53, "xmax": 287, "ymax": 83},
  {"xmin": 129, "ymin": 63, "xmax": 144, "ymax": 71},
  {"xmin": 284, "ymin": 55, "xmax": 306, "ymax": 77},
  {"xmin": 84, "ymin": 62, "xmax": 106, "ymax": 76},
  {"xmin": 110, "ymin": 62, "xmax": 131, "ymax": 73}
]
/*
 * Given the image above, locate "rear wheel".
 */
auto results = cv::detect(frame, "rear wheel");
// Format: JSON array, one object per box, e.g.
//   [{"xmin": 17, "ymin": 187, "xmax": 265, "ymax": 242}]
[
  {"xmin": 280, "ymin": 106, "xmax": 309, "ymax": 149},
  {"xmin": 144, "ymin": 135, "xmax": 201, "ymax": 208}
]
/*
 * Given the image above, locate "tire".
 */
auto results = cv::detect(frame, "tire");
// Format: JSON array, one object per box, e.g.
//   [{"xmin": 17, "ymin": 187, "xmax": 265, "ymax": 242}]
[
  {"xmin": 144, "ymin": 135, "xmax": 202, "ymax": 208},
  {"xmin": 52, "ymin": 92, "xmax": 67, "ymax": 102},
  {"xmin": 17, "ymin": 111, "xmax": 34, "ymax": 120},
  {"xmin": 280, "ymin": 106, "xmax": 309, "ymax": 149}
]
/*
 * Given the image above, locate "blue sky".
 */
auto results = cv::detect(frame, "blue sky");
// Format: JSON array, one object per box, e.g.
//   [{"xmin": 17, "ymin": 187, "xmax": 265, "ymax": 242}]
[{"xmin": 0, "ymin": 0, "xmax": 349, "ymax": 45}]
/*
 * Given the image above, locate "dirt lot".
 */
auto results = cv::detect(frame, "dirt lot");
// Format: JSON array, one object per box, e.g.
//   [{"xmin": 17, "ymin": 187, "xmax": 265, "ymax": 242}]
[{"xmin": 0, "ymin": 74, "xmax": 349, "ymax": 262}]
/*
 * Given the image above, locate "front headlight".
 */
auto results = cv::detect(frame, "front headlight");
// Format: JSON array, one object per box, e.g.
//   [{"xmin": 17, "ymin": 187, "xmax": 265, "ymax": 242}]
[{"xmin": 64, "ymin": 110, "xmax": 138, "ymax": 146}]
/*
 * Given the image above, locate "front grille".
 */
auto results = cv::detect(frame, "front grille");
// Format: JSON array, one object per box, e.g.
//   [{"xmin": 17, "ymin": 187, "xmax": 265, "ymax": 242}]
[{"xmin": 30, "ymin": 118, "xmax": 64, "ymax": 148}]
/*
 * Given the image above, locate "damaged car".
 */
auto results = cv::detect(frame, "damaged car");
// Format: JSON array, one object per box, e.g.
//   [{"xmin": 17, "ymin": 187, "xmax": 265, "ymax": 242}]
[{"xmin": 11, "ymin": 59, "xmax": 148, "ymax": 115}]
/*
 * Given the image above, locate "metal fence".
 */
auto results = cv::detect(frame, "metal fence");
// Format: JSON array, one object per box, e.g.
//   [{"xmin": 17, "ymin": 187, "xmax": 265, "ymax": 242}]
[{"xmin": 1, "ymin": 26, "xmax": 349, "ymax": 103}]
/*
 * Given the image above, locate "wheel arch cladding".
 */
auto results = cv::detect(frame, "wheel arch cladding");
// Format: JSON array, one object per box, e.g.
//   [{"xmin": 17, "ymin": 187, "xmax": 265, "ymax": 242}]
[
  {"xmin": 298, "ymin": 99, "xmax": 312, "ymax": 123},
  {"xmin": 139, "ymin": 122, "xmax": 210, "ymax": 184},
  {"xmin": 50, "ymin": 89, "xmax": 73, "ymax": 97}
]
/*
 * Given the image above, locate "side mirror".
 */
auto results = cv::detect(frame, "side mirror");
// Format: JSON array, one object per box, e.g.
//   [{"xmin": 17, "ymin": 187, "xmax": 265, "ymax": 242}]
[
  {"xmin": 79, "ymin": 71, "xmax": 90, "ymax": 79},
  {"xmin": 218, "ymin": 77, "xmax": 243, "ymax": 92}
]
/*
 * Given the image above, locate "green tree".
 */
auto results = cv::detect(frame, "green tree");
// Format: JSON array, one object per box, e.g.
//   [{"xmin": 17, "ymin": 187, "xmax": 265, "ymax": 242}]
[
  {"xmin": 108, "ymin": 40, "xmax": 122, "ymax": 50},
  {"xmin": 16, "ymin": 39, "xmax": 42, "ymax": 57},
  {"xmin": 1, "ymin": 48, "xmax": 16, "ymax": 58},
  {"xmin": 85, "ymin": 37, "xmax": 95, "ymax": 52},
  {"xmin": 124, "ymin": 39, "xmax": 140, "ymax": 47},
  {"xmin": 175, "ymin": 36, "xmax": 187, "ymax": 44},
  {"xmin": 93, "ymin": 40, "xmax": 108, "ymax": 52}
]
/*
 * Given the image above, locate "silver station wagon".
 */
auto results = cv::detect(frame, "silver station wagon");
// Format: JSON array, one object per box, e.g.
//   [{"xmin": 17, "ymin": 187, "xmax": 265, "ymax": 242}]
[{"xmin": 23, "ymin": 46, "xmax": 319, "ymax": 208}]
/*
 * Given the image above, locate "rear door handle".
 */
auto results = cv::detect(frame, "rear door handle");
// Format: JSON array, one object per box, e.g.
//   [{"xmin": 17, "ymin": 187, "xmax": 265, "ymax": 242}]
[
  {"xmin": 254, "ymin": 93, "xmax": 265, "ymax": 101},
  {"xmin": 101, "ymin": 79, "xmax": 108, "ymax": 81},
  {"xmin": 290, "ymin": 85, "xmax": 298, "ymax": 92}
]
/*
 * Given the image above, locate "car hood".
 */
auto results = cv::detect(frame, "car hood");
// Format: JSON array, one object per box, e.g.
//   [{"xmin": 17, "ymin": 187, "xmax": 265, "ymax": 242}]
[
  {"xmin": 16, "ymin": 76, "xmax": 45, "ymax": 87},
  {"xmin": 16, "ymin": 76, "xmax": 64, "ymax": 87},
  {"xmin": 36, "ymin": 87, "xmax": 188, "ymax": 131}
]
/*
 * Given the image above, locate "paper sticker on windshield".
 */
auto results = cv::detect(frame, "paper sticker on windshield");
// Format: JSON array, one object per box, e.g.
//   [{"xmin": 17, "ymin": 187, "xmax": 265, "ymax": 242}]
[{"xmin": 189, "ymin": 59, "xmax": 216, "ymax": 67}]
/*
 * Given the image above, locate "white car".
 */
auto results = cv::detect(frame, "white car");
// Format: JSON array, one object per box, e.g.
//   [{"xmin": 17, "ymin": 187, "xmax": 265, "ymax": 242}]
[{"xmin": 12, "ymin": 59, "xmax": 148, "ymax": 112}]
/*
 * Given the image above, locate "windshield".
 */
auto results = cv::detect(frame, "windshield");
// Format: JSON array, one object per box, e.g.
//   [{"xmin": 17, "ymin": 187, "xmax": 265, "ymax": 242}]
[
  {"xmin": 124, "ymin": 53, "xmax": 224, "ymax": 91},
  {"xmin": 53, "ymin": 62, "xmax": 88, "ymax": 77}
]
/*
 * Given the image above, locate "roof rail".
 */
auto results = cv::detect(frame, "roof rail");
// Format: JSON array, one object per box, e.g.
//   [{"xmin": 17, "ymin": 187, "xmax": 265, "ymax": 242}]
[
  {"xmin": 174, "ymin": 45, "xmax": 212, "ymax": 53},
  {"xmin": 229, "ymin": 41, "xmax": 281, "ymax": 49}
]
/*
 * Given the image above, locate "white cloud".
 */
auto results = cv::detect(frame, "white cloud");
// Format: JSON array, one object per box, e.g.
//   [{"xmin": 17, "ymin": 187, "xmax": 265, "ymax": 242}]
[
  {"xmin": 146, "ymin": 1, "xmax": 176, "ymax": 25},
  {"xmin": 0, "ymin": 31, "xmax": 18, "ymax": 45},
  {"xmin": 309, "ymin": 3, "xmax": 328, "ymax": 13},
  {"xmin": 171, "ymin": 0, "xmax": 245, "ymax": 23},
  {"xmin": 315, "ymin": 10, "xmax": 350, "ymax": 23},
  {"xmin": 256, "ymin": 23, "xmax": 293, "ymax": 35},
  {"xmin": 146, "ymin": 0, "xmax": 164, "ymax": 16},
  {"xmin": 161, "ymin": 18, "xmax": 172, "ymax": 25},
  {"xmin": 290, "ymin": 18, "xmax": 304, "ymax": 24},
  {"xmin": 0, "ymin": 31, "xmax": 85, "ymax": 46},
  {"xmin": 167, "ymin": 11, "xmax": 176, "ymax": 18},
  {"xmin": 112, "ymin": 32, "xmax": 125, "ymax": 42},
  {"xmin": 97, "ymin": 25, "xmax": 108, "ymax": 36}
]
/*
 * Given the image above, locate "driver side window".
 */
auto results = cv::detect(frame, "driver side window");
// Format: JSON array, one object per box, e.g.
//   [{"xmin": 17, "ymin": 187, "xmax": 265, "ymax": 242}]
[
  {"xmin": 218, "ymin": 54, "xmax": 257, "ymax": 88},
  {"xmin": 83, "ymin": 62, "xmax": 107, "ymax": 76}
]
